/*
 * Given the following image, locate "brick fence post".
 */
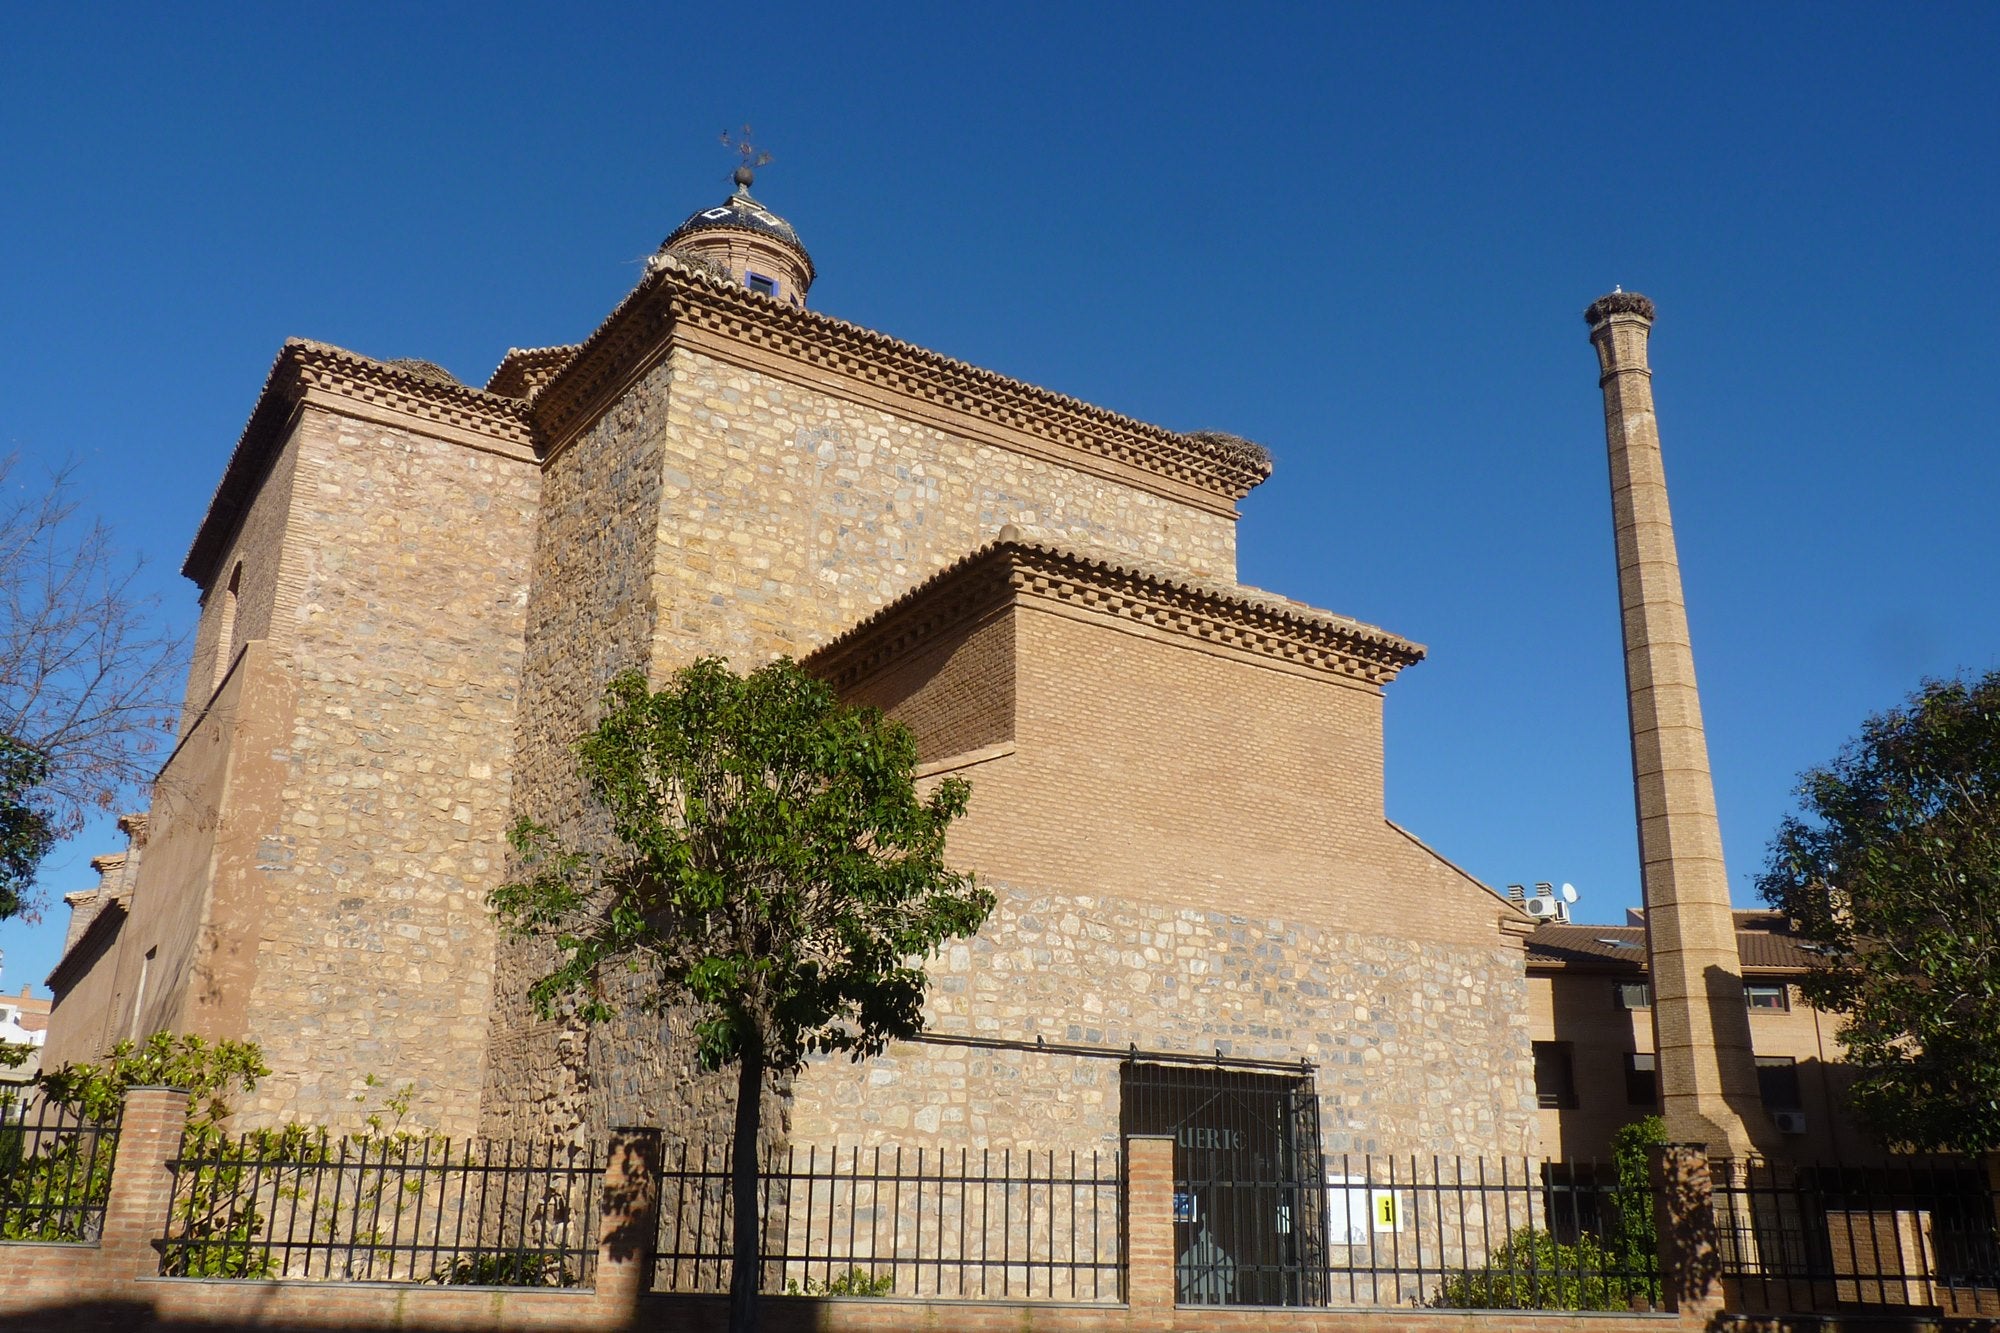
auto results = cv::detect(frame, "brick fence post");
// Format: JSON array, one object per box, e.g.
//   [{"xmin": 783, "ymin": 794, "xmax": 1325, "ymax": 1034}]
[
  {"xmin": 99, "ymin": 1085, "xmax": 189, "ymax": 1285},
  {"xmin": 1651, "ymin": 1142, "xmax": 1725, "ymax": 1325},
  {"xmin": 1124, "ymin": 1134, "xmax": 1177, "ymax": 1312},
  {"xmin": 591, "ymin": 1125, "xmax": 663, "ymax": 1324}
]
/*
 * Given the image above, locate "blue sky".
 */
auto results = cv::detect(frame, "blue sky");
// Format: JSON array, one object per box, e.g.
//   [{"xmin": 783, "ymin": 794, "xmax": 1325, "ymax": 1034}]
[{"xmin": 3, "ymin": 4, "xmax": 1996, "ymax": 994}]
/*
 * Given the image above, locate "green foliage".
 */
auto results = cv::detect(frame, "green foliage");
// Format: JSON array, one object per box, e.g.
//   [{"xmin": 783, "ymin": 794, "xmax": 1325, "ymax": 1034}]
[
  {"xmin": 26, "ymin": 1034, "xmax": 271, "ymax": 1265},
  {"xmin": 430, "ymin": 1248, "xmax": 575, "ymax": 1288},
  {"xmin": 492, "ymin": 658, "xmax": 989, "ymax": 1330},
  {"xmin": 785, "ymin": 1266, "xmax": 895, "ymax": 1296},
  {"xmin": 39, "ymin": 1031, "xmax": 270, "ymax": 1132},
  {"xmin": 0, "ymin": 735, "xmax": 55, "ymax": 921},
  {"xmin": 490, "ymin": 658, "xmax": 993, "ymax": 1076},
  {"xmin": 1606, "ymin": 1115, "xmax": 1664, "ymax": 1304},
  {"xmin": 2, "ymin": 1033, "xmax": 268, "ymax": 1246},
  {"xmin": 1756, "ymin": 669, "xmax": 2000, "ymax": 1151},
  {"xmin": 159, "ymin": 1074, "xmax": 439, "ymax": 1279},
  {"xmin": 1430, "ymin": 1227, "xmax": 1630, "ymax": 1311}
]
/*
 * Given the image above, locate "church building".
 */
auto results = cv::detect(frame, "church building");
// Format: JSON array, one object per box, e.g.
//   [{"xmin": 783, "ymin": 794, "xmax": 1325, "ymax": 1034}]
[{"xmin": 43, "ymin": 171, "xmax": 1541, "ymax": 1177}]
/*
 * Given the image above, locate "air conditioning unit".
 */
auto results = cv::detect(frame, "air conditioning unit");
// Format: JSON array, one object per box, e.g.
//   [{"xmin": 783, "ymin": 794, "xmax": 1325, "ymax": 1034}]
[
  {"xmin": 1772, "ymin": 1111, "xmax": 1808, "ymax": 1135},
  {"xmin": 1523, "ymin": 896, "xmax": 1564, "ymax": 920}
]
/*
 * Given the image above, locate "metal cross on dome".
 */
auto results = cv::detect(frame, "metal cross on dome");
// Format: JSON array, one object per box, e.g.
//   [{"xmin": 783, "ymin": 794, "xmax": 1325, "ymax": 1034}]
[{"xmin": 720, "ymin": 125, "xmax": 773, "ymax": 191}]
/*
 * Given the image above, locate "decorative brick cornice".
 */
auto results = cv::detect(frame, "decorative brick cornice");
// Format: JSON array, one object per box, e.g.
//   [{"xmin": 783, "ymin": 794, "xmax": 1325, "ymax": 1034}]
[
  {"xmin": 531, "ymin": 259, "xmax": 1276, "ymax": 504},
  {"xmin": 1585, "ymin": 290, "xmax": 1656, "ymax": 326},
  {"xmin": 184, "ymin": 340, "xmax": 534, "ymax": 585},
  {"xmin": 484, "ymin": 344, "xmax": 579, "ymax": 400},
  {"xmin": 46, "ymin": 896, "xmax": 127, "ymax": 993},
  {"xmin": 807, "ymin": 537, "xmax": 1425, "ymax": 692}
]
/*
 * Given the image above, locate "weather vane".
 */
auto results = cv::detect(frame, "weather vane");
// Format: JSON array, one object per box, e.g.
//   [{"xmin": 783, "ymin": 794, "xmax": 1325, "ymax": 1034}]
[{"xmin": 720, "ymin": 125, "xmax": 772, "ymax": 192}]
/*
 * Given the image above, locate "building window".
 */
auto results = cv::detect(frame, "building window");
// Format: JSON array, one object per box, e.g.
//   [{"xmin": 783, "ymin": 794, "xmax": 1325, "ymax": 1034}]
[
  {"xmin": 746, "ymin": 272, "xmax": 778, "ymax": 297},
  {"xmin": 1756, "ymin": 1056, "xmax": 1803, "ymax": 1110},
  {"xmin": 212, "ymin": 562, "xmax": 242, "ymax": 692},
  {"xmin": 1533, "ymin": 1041, "xmax": 1578, "ymax": 1109},
  {"xmin": 1625, "ymin": 1052, "xmax": 1658, "ymax": 1106},
  {"xmin": 1614, "ymin": 980, "xmax": 1652, "ymax": 1010},
  {"xmin": 1745, "ymin": 983, "xmax": 1790, "ymax": 1011}
]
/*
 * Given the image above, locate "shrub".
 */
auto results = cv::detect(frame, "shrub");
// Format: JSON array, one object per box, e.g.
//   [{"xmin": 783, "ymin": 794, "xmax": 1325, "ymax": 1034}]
[
  {"xmin": 785, "ymin": 1266, "xmax": 895, "ymax": 1297},
  {"xmin": 431, "ymin": 1249, "xmax": 575, "ymax": 1287},
  {"xmin": 1430, "ymin": 1227, "xmax": 1630, "ymax": 1311}
]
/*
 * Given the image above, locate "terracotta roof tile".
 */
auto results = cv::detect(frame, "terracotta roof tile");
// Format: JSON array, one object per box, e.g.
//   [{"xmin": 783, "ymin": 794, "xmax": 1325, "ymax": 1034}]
[{"xmin": 1526, "ymin": 922, "xmax": 1816, "ymax": 973}]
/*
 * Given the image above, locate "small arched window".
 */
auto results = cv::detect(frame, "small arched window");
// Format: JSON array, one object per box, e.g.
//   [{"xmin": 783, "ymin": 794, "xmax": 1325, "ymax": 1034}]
[{"xmin": 212, "ymin": 562, "xmax": 242, "ymax": 690}]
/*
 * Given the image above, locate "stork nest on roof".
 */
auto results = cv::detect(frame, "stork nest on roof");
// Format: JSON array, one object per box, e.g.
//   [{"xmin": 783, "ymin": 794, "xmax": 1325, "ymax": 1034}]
[
  {"xmin": 1181, "ymin": 430, "xmax": 1274, "ymax": 474},
  {"xmin": 386, "ymin": 358, "xmax": 463, "ymax": 387}
]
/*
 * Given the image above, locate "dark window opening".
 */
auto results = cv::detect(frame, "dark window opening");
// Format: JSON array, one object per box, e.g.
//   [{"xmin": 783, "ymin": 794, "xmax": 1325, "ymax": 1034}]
[
  {"xmin": 1614, "ymin": 980, "xmax": 1652, "ymax": 1010},
  {"xmin": 1625, "ymin": 1051, "xmax": 1658, "ymax": 1106},
  {"xmin": 1542, "ymin": 1162, "xmax": 1614, "ymax": 1246},
  {"xmin": 746, "ymin": 272, "xmax": 778, "ymax": 297},
  {"xmin": 1745, "ymin": 982, "xmax": 1789, "ymax": 1011},
  {"xmin": 1534, "ymin": 1041, "xmax": 1578, "ymax": 1110},
  {"xmin": 1756, "ymin": 1056, "xmax": 1803, "ymax": 1110}
]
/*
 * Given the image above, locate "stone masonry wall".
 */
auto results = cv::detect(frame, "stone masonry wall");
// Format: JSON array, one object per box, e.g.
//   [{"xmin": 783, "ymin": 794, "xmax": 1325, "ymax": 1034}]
[
  {"xmin": 180, "ymin": 420, "xmax": 302, "ymax": 724},
  {"xmin": 235, "ymin": 405, "xmax": 540, "ymax": 1138},
  {"xmin": 644, "ymin": 346, "xmax": 1237, "ymax": 670},
  {"xmin": 484, "ymin": 355, "xmax": 676, "ymax": 1143},
  {"xmin": 487, "ymin": 340, "xmax": 1243, "ymax": 1141},
  {"xmin": 790, "ymin": 882, "xmax": 1532, "ymax": 1159}
]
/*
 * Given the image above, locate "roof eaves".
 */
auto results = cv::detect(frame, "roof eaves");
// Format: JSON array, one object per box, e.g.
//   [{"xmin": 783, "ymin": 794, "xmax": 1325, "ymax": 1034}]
[
  {"xmin": 184, "ymin": 341, "xmax": 533, "ymax": 586},
  {"xmin": 806, "ymin": 534, "xmax": 1425, "ymax": 693},
  {"xmin": 45, "ymin": 898, "xmax": 127, "ymax": 995},
  {"xmin": 531, "ymin": 258, "xmax": 1278, "ymax": 502}
]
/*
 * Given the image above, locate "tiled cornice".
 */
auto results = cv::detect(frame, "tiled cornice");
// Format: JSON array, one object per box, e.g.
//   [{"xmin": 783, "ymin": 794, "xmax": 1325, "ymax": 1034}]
[
  {"xmin": 184, "ymin": 340, "xmax": 533, "ymax": 585},
  {"xmin": 531, "ymin": 260, "xmax": 1275, "ymax": 505},
  {"xmin": 484, "ymin": 344, "xmax": 579, "ymax": 399},
  {"xmin": 808, "ymin": 537, "xmax": 1425, "ymax": 692}
]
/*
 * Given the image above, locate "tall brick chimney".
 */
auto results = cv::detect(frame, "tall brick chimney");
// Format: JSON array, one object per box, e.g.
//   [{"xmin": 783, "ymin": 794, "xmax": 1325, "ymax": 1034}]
[{"xmin": 1586, "ymin": 291, "xmax": 1764, "ymax": 1156}]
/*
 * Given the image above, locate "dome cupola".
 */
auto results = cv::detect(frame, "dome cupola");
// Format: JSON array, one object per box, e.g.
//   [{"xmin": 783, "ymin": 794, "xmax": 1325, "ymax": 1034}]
[{"xmin": 660, "ymin": 164, "xmax": 815, "ymax": 308}]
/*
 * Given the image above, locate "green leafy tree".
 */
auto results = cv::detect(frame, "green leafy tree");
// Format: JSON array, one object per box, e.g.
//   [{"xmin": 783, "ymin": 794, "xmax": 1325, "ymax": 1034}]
[
  {"xmin": 0, "ymin": 736, "xmax": 55, "ymax": 921},
  {"xmin": 490, "ymin": 658, "xmax": 992, "ymax": 1332},
  {"xmin": 1757, "ymin": 669, "xmax": 2000, "ymax": 1151}
]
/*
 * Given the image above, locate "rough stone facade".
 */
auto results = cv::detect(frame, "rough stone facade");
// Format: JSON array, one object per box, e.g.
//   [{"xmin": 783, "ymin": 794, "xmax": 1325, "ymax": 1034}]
[
  {"xmin": 792, "ymin": 888, "xmax": 1531, "ymax": 1158},
  {"xmin": 46, "ymin": 190, "xmax": 1537, "ymax": 1173},
  {"xmin": 47, "ymin": 348, "xmax": 541, "ymax": 1139}
]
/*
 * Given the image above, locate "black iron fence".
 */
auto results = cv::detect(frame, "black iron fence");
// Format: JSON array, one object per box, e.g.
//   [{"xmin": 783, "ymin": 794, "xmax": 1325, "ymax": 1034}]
[
  {"xmin": 0, "ymin": 1095, "xmax": 121, "ymax": 1243},
  {"xmin": 1174, "ymin": 1150, "xmax": 1662, "ymax": 1311},
  {"xmin": 1712, "ymin": 1156, "xmax": 2000, "ymax": 1316},
  {"xmin": 157, "ymin": 1131, "xmax": 603, "ymax": 1286},
  {"xmin": 653, "ymin": 1142, "xmax": 1123, "ymax": 1301}
]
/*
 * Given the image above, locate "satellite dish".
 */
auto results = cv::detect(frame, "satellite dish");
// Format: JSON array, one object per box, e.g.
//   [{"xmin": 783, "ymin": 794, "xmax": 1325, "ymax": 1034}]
[{"xmin": 1560, "ymin": 882, "xmax": 1579, "ymax": 904}]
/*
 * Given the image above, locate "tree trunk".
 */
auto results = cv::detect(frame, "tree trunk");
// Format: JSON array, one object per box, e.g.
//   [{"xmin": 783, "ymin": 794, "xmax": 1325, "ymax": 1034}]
[{"xmin": 727, "ymin": 1030, "xmax": 765, "ymax": 1333}]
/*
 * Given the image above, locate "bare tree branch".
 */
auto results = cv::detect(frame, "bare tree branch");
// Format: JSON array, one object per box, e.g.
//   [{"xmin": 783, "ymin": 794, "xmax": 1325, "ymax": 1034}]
[{"xmin": 0, "ymin": 453, "xmax": 188, "ymax": 913}]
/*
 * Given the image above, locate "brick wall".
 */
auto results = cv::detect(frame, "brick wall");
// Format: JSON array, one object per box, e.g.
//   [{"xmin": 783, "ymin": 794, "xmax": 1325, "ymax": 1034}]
[
  {"xmin": 179, "ymin": 418, "xmax": 303, "ymax": 724},
  {"xmin": 789, "ymin": 587, "xmax": 1536, "ymax": 1161}
]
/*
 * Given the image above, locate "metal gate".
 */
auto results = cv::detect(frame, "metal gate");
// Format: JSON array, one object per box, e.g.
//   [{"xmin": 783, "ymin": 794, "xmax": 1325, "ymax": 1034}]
[{"xmin": 1120, "ymin": 1061, "xmax": 1326, "ymax": 1306}]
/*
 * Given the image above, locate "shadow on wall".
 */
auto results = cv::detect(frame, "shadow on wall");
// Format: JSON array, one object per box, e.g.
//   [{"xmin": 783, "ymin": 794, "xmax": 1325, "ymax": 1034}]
[{"xmin": 1707, "ymin": 966, "xmax": 1769, "ymax": 1155}]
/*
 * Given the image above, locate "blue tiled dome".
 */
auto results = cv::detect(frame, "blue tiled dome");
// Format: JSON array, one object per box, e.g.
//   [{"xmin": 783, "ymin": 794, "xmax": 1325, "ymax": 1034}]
[{"xmin": 663, "ymin": 182, "xmax": 813, "ymax": 279}]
